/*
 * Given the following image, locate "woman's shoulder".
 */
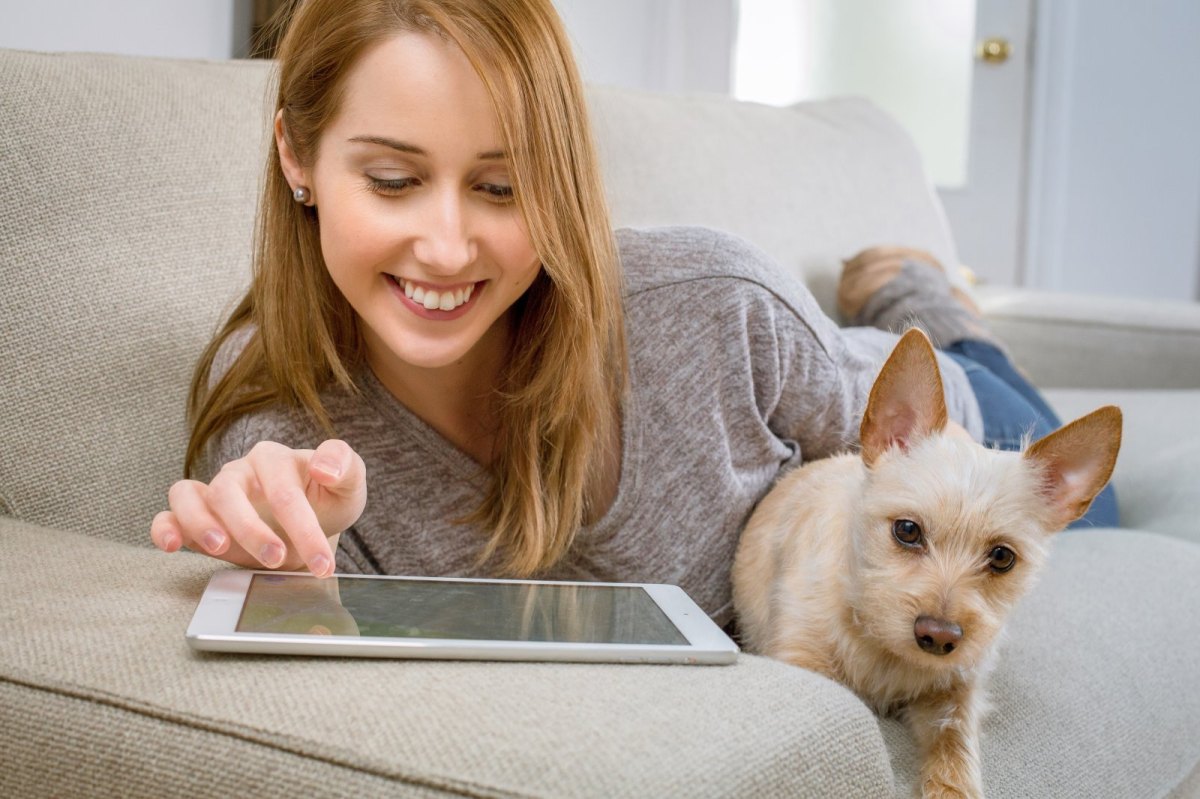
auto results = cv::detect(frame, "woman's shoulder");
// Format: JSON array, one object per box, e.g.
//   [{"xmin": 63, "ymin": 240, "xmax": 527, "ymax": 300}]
[
  {"xmin": 208, "ymin": 323, "xmax": 257, "ymax": 389},
  {"xmin": 615, "ymin": 225, "xmax": 794, "ymax": 298},
  {"xmin": 615, "ymin": 225, "xmax": 824, "ymax": 327}
]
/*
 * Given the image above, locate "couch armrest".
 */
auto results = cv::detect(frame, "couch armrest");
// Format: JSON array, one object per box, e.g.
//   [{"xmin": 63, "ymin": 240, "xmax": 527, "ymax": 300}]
[{"xmin": 975, "ymin": 286, "xmax": 1200, "ymax": 389}]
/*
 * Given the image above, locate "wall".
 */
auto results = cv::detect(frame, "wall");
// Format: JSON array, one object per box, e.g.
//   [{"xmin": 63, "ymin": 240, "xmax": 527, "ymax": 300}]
[
  {"xmin": 5, "ymin": 0, "xmax": 1195, "ymax": 302},
  {"xmin": 556, "ymin": 0, "xmax": 1200, "ymax": 302},
  {"xmin": 0, "ymin": 0, "xmax": 251, "ymax": 60},
  {"xmin": 552, "ymin": 0, "xmax": 736, "ymax": 95},
  {"xmin": 733, "ymin": 0, "xmax": 975, "ymax": 189}
]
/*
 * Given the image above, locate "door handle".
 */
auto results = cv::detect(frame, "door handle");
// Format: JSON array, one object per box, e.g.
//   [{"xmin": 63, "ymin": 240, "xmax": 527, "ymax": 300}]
[{"xmin": 977, "ymin": 37, "xmax": 1012, "ymax": 64}]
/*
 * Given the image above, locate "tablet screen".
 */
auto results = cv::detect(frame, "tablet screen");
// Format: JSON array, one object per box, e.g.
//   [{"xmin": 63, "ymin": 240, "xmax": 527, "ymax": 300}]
[{"xmin": 236, "ymin": 574, "xmax": 690, "ymax": 645}]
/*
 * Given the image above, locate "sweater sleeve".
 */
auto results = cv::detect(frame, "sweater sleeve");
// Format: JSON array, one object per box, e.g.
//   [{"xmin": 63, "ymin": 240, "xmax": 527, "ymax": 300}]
[{"xmin": 192, "ymin": 325, "xmax": 321, "ymax": 482}]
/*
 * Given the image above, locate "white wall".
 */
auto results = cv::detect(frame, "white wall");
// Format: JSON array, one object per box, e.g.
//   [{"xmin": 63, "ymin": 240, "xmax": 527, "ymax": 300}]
[
  {"xmin": 552, "ymin": 0, "xmax": 735, "ymax": 94},
  {"xmin": 733, "ymin": 0, "xmax": 975, "ymax": 189},
  {"xmin": 0, "ymin": 0, "xmax": 251, "ymax": 60}
]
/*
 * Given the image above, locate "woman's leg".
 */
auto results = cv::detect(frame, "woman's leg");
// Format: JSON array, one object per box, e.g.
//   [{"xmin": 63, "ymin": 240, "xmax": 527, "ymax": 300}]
[
  {"xmin": 840, "ymin": 248, "xmax": 1119, "ymax": 529},
  {"xmin": 943, "ymin": 345, "xmax": 1118, "ymax": 528}
]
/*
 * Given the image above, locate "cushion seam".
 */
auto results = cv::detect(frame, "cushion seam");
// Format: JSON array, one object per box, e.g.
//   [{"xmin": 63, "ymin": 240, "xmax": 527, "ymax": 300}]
[
  {"xmin": 985, "ymin": 314, "xmax": 1200, "ymax": 338},
  {"xmin": 1160, "ymin": 747, "xmax": 1200, "ymax": 799},
  {"xmin": 0, "ymin": 670, "xmax": 533, "ymax": 799}
]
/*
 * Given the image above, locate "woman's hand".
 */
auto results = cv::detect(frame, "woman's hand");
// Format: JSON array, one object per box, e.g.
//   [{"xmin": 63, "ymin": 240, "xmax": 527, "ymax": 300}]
[{"xmin": 149, "ymin": 439, "xmax": 367, "ymax": 577}]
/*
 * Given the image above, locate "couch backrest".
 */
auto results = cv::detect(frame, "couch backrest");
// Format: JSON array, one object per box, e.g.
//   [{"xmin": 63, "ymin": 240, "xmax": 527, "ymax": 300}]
[
  {"xmin": 590, "ymin": 86, "xmax": 960, "ymax": 314},
  {"xmin": 1, "ymin": 50, "xmax": 271, "ymax": 543},
  {"xmin": 0, "ymin": 49, "xmax": 958, "ymax": 544}
]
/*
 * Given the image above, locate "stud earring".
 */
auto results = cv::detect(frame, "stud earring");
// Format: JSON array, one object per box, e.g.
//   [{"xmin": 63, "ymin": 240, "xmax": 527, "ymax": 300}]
[{"xmin": 293, "ymin": 186, "xmax": 311, "ymax": 204}]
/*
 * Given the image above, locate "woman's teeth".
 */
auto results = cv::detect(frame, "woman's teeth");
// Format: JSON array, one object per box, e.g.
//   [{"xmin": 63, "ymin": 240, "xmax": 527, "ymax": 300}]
[{"xmin": 400, "ymin": 279, "xmax": 474, "ymax": 311}]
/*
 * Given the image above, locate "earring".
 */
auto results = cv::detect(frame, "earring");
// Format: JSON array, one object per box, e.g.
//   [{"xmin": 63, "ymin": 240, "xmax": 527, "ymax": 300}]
[{"xmin": 293, "ymin": 186, "xmax": 311, "ymax": 204}]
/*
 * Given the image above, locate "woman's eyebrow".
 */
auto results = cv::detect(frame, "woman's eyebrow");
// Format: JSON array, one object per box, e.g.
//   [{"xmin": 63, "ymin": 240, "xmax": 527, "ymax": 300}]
[
  {"xmin": 347, "ymin": 135, "xmax": 424, "ymax": 154},
  {"xmin": 347, "ymin": 135, "xmax": 506, "ymax": 161}
]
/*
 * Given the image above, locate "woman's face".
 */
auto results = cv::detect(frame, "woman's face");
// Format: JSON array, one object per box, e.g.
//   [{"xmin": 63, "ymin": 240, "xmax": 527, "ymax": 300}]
[{"xmin": 279, "ymin": 32, "xmax": 541, "ymax": 378}]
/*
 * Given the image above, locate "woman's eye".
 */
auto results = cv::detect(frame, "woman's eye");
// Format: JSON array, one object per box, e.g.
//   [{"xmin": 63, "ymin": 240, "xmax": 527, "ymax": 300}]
[
  {"xmin": 366, "ymin": 176, "xmax": 418, "ymax": 195},
  {"xmin": 476, "ymin": 182, "xmax": 514, "ymax": 201},
  {"xmin": 988, "ymin": 546, "xmax": 1017, "ymax": 573},
  {"xmin": 892, "ymin": 519, "xmax": 923, "ymax": 548}
]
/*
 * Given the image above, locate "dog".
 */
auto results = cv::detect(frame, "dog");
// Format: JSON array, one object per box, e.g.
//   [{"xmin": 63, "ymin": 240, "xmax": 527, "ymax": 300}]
[{"xmin": 732, "ymin": 328, "xmax": 1122, "ymax": 798}]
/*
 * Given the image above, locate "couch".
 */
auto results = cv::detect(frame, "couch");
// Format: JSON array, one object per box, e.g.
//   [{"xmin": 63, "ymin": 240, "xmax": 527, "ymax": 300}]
[{"xmin": 3, "ymin": 48, "xmax": 1199, "ymax": 798}]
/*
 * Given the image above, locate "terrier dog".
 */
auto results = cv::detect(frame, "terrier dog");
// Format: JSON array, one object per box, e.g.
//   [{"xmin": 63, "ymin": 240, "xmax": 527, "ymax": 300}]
[{"xmin": 732, "ymin": 329, "xmax": 1122, "ymax": 799}]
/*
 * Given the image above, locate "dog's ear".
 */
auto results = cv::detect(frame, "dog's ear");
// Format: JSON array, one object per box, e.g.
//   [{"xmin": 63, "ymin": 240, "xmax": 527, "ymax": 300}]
[
  {"xmin": 860, "ymin": 328, "xmax": 949, "ymax": 467},
  {"xmin": 1023, "ymin": 405, "xmax": 1122, "ymax": 530}
]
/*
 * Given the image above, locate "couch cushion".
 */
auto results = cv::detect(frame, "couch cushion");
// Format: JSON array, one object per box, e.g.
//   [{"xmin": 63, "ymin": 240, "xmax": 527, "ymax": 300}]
[
  {"xmin": 588, "ymin": 88, "xmax": 964, "ymax": 318},
  {"xmin": 6, "ymin": 520, "xmax": 1197, "ymax": 798},
  {"xmin": 1043, "ymin": 388, "xmax": 1200, "ymax": 545},
  {"xmin": 880, "ymin": 528, "xmax": 1200, "ymax": 798},
  {"xmin": 0, "ymin": 50, "xmax": 272, "ymax": 544},
  {"xmin": 0, "ymin": 519, "xmax": 894, "ymax": 798},
  {"xmin": 979, "ymin": 286, "xmax": 1200, "ymax": 390}
]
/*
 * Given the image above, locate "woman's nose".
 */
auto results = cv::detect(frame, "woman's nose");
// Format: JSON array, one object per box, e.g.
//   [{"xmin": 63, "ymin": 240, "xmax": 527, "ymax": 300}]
[{"xmin": 412, "ymin": 190, "xmax": 475, "ymax": 274}]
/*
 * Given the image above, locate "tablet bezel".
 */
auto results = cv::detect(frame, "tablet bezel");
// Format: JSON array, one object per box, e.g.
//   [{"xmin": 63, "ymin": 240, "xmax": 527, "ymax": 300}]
[{"xmin": 186, "ymin": 570, "xmax": 739, "ymax": 665}]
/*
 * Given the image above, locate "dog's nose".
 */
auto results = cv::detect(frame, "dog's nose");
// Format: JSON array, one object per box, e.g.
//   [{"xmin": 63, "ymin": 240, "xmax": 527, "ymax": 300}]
[{"xmin": 914, "ymin": 615, "xmax": 963, "ymax": 656}]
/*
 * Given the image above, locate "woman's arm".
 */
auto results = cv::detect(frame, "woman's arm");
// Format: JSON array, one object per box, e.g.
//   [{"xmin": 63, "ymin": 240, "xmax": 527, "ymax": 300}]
[{"xmin": 150, "ymin": 327, "xmax": 368, "ymax": 576}]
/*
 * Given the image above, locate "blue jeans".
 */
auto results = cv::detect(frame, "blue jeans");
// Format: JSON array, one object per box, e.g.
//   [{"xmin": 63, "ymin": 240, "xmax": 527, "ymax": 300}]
[{"xmin": 943, "ymin": 340, "xmax": 1119, "ymax": 529}]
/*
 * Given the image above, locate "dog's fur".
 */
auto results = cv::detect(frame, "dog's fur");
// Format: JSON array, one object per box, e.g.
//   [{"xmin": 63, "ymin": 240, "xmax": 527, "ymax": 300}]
[{"xmin": 732, "ymin": 329, "xmax": 1122, "ymax": 799}]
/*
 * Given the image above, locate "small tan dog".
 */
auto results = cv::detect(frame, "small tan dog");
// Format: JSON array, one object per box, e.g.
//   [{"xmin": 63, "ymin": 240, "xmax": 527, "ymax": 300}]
[{"xmin": 732, "ymin": 329, "xmax": 1122, "ymax": 799}]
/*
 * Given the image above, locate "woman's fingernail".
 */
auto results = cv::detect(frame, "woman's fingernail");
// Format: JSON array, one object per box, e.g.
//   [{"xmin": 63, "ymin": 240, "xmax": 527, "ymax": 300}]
[
  {"xmin": 312, "ymin": 457, "xmax": 342, "ymax": 478},
  {"xmin": 260, "ymin": 542, "xmax": 286, "ymax": 568},
  {"xmin": 203, "ymin": 529, "xmax": 225, "ymax": 553},
  {"xmin": 309, "ymin": 554, "xmax": 332, "ymax": 577},
  {"xmin": 163, "ymin": 530, "xmax": 180, "ymax": 551}
]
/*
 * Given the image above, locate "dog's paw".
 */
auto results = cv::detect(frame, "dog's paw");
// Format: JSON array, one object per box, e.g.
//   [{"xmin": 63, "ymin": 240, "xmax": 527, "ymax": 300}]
[{"xmin": 918, "ymin": 773, "xmax": 982, "ymax": 799}]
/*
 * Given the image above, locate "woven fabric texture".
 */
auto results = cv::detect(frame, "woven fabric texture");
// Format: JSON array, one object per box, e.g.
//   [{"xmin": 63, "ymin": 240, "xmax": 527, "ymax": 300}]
[
  {"xmin": 0, "ymin": 681, "xmax": 467, "ymax": 799},
  {"xmin": 0, "ymin": 50, "xmax": 272, "ymax": 542},
  {"xmin": 7, "ymin": 519, "xmax": 1199, "ymax": 797},
  {"xmin": 0, "ymin": 519, "xmax": 896, "ymax": 798},
  {"xmin": 589, "ymin": 86, "xmax": 963, "ymax": 317},
  {"xmin": 880, "ymin": 528, "xmax": 1200, "ymax": 798},
  {"xmin": 977, "ymin": 288, "xmax": 1200, "ymax": 390},
  {"xmin": 1044, "ymin": 389, "xmax": 1200, "ymax": 545}
]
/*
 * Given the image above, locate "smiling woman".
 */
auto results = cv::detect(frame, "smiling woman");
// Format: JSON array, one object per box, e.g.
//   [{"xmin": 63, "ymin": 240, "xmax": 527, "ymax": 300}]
[
  {"xmin": 172, "ymin": 0, "xmax": 625, "ymax": 578},
  {"xmin": 282, "ymin": 32, "xmax": 544, "ymax": 385},
  {"xmin": 149, "ymin": 0, "xmax": 1042, "ymax": 635}
]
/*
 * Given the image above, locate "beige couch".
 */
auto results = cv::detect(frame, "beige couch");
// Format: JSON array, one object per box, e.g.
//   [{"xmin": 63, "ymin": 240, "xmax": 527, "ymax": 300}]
[{"xmin": 3, "ymin": 49, "xmax": 1199, "ymax": 798}]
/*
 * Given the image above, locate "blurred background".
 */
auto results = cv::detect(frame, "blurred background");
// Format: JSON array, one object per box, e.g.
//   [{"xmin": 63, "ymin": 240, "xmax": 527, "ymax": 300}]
[{"xmin": 2, "ymin": 0, "xmax": 1197, "ymax": 302}]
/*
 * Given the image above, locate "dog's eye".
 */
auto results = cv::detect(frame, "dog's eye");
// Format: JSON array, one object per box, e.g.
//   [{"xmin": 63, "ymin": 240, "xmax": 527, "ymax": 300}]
[
  {"xmin": 988, "ymin": 546, "xmax": 1017, "ymax": 573},
  {"xmin": 892, "ymin": 519, "xmax": 924, "ymax": 548}
]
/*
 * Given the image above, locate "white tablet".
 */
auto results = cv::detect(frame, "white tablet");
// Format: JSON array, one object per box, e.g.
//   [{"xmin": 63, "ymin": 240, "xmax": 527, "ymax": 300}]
[{"xmin": 187, "ymin": 570, "xmax": 739, "ymax": 665}]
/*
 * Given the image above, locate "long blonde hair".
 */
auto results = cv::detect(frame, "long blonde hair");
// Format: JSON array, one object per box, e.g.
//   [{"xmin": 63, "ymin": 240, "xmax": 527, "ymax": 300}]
[{"xmin": 186, "ymin": 0, "xmax": 627, "ymax": 576}]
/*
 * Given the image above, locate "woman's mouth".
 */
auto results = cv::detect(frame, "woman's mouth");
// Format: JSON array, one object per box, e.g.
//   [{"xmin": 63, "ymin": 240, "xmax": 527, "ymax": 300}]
[{"xmin": 386, "ymin": 275, "xmax": 483, "ymax": 319}]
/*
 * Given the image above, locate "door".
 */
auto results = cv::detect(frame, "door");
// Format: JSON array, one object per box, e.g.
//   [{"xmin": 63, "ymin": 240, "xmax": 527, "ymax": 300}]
[
  {"xmin": 733, "ymin": 0, "xmax": 1032, "ymax": 288},
  {"xmin": 937, "ymin": 0, "xmax": 1033, "ymax": 288},
  {"xmin": 1022, "ymin": 0, "xmax": 1200, "ymax": 302}
]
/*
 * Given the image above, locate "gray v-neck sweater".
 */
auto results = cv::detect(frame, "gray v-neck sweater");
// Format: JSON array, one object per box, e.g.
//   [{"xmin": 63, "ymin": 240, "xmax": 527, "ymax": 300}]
[{"xmin": 202, "ymin": 226, "xmax": 982, "ymax": 625}]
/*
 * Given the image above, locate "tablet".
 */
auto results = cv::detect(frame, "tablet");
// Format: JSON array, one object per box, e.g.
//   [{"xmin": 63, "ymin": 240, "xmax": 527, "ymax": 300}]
[{"xmin": 186, "ymin": 570, "xmax": 739, "ymax": 665}]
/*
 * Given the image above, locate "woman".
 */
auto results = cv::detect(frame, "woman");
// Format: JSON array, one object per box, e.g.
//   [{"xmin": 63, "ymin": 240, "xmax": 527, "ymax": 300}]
[{"xmin": 149, "ymin": 0, "xmax": 1112, "ymax": 627}]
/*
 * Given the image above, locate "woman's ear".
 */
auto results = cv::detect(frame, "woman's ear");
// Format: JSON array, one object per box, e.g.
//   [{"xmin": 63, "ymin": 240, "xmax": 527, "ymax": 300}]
[{"xmin": 275, "ymin": 110, "xmax": 311, "ymax": 197}]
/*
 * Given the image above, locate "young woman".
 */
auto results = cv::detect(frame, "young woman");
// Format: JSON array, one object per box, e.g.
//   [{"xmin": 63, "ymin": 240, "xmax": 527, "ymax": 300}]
[{"xmin": 149, "ymin": 0, "xmax": 1114, "ymax": 628}]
